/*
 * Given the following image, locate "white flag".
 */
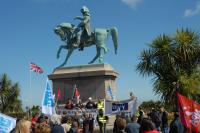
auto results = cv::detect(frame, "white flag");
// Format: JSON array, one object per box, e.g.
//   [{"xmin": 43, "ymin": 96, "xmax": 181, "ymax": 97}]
[
  {"xmin": 42, "ymin": 79, "xmax": 56, "ymax": 115},
  {"xmin": 0, "ymin": 113, "xmax": 16, "ymax": 133}
]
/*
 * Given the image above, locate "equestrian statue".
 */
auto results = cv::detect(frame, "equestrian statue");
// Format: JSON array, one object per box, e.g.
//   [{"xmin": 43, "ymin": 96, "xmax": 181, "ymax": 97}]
[{"xmin": 54, "ymin": 6, "xmax": 118, "ymax": 68}]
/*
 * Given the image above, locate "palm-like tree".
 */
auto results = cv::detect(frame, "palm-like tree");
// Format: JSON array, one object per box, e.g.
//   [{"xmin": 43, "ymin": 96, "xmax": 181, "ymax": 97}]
[
  {"xmin": 0, "ymin": 73, "xmax": 23, "ymax": 113},
  {"xmin": 137, "ymin": 28, "xmax": 200, "ymax": 109}
]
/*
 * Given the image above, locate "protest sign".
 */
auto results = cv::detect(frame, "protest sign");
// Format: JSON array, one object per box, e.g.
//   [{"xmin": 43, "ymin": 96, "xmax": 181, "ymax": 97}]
[{"xmin": 0, "ymin": 113, "xmax": 16, "ymax": 133}]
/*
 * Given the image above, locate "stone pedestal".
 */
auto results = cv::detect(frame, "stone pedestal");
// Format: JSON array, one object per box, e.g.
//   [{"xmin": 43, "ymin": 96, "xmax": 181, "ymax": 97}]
[{"xmin": 48, "ymin": 64, "xmax": 118, "ymax": 104}]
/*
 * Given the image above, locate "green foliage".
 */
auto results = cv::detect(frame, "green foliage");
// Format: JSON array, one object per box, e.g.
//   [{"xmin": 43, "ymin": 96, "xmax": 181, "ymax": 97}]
[
  {"xmin": 139, "ymin": 100, "xmax": 163, "ymax": 111},
  {"xmin": 0, "ymin": 73, "xmax": 23, "ymax": 114},
  {"xmin": 30, "ymin": 105, "xmax": 40, "ymax": 116},
  {"xmin": 6, "ymin": 112, "xmax": 27, "ymax": 119},
  {"xmin": 137, "ymin": 28, "xmax": 200, "ymax": 110},
  {"xmin": 178, "ymin": 70, "xmax": 200, "ymax": 102}
]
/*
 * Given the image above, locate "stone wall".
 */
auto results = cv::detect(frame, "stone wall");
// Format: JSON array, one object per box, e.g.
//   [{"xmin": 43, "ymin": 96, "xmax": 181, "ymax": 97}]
[{"xmin": 48, "ymin": 64, "xmax": 118, "ymax": 104}]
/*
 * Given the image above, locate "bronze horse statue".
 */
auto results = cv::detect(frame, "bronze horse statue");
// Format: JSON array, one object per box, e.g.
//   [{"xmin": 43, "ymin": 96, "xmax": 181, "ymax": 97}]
[{"xmin": 54, "ymin": 22, "xmax": 118, "ymax": 68}]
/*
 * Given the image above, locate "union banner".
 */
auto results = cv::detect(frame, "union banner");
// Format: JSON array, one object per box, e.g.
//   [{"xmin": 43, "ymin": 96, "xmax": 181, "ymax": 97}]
[{"xmin": 177, "ymin": 93, "xmax": 200, "ymax": 132}]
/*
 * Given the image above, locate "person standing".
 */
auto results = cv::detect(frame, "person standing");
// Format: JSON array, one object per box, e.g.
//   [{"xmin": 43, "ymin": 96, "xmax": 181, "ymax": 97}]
[
  {"xmin": 14, "ymin": 119, "xmax": 32, "ymax": 133},
  {"xmin": 125, "ymin": 115, "xmax": 140, "ymax": 133},
  {"xmin": 149, "ymin": 108, "xmax": 161, "ymax": 131},
  {"xmin": 61, "ymin": 116, "xmax": 71, "ymax": 133},
  {"xmin": 116, "ymin": 118, "xmax": 127, "ymax": 133},
  {"xmin": 160, "ymin": 107, "xmax": 169, "ymax": 133},
  {"xmin": 96, "ymin": 109, "xmax": 108, "ymax": 133},
  {"xmin": 169, "ymin": 113, "xmax": 184, "ymax": 133},
  {"xmin": 89, "ymin": 113, "xmax": 94, "ymax": 133},
  {"xmin": 137, "ymin": 110, "xmax": 144, "ymax": 125},
  {"xmin": 140, "ymin": 118, "xmax": 159, "ymax": 133},
  {"xmin": 69, "ymin": 121, "xmax": 79, "ymax": 133},
  {"xmin": 83, "ymin": 113, "xmax": 91, "ymax": 133},
  {"xmin": 113, "ymin": 114, "xmax": 121, "ymax": 133},
  {"xmin": 97, "ymin": 98, "xmax": 104, "ymax": 110},
  {"xmin": 50, "ymin": 114, "xmax": 65, "ymax": 133},
  {"xmin": 85, "ymin": 97, "xmax": 95, "ymax": 109}
]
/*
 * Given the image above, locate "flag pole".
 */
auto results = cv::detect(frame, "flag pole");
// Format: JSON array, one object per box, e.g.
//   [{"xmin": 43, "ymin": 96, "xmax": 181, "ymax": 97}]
[
  {"xmin": 55, "ymin": 96, "xmax": 58, "ymax": 114},
  {"xmin": 29, "ymin": 63, "xmax": 32, "ymax": 109},
  {"xmin": 72, "ymin": 84, "xmax": 76, "ymax": 100}
]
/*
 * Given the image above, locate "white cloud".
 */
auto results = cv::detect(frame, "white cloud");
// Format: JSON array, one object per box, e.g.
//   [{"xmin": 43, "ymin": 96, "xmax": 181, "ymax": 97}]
[
  {"xmin": 184, "ymin": 2, "xmax": 200, "ymax": 17},
  {"xmin": 121, "ymin": 0, "xmax": 142, "ymax": 9}
]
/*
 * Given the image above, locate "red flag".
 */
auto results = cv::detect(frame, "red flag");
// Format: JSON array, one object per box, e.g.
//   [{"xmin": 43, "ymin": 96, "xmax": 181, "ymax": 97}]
[
  {"xmin": 30, "ymin": 62, "xmax": 43, "ymax": 73},
  {"xmin": 177, "ymin": 93, "xmax": 200, "ymax": 132},
  {"xmin": 75, "ymin": 88, "xmax": 80, "ymax": 98},
  {"xmin": 73, "ymin": 86, "xmax": 80, "ymax": 99},
  {"xmin": 57, "ymin": 88, "xmax": 61, "ymax": 100}
]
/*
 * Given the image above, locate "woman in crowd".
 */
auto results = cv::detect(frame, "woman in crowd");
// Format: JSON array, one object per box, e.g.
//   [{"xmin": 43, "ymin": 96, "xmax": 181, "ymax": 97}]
[
  {"xmin": 35, "ymin": 124, "xmax": 51, "ymax": 133},
  {"xmin": 34, "ymin": 116, "xmax": 51, "ymax": 133},
  {"xmin": 116, "ymin": 117, "xmax": 127, "ymax": 133},
  {"xmin": 68, "ymin": 121, "xmax": 80, "ymax": 133},
  {"xmin": 15, "ymin": 119, "xmax": 32, "ymax": 133},
  {"xmin": 61, "ymin": 115, "xmax": 71, "ymax": 133}
]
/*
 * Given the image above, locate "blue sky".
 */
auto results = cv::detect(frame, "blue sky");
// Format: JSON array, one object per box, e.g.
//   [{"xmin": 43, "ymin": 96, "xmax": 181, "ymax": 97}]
[{"xmin": 0, "ymin": 0, "xmax": 200, "ymax": 107}]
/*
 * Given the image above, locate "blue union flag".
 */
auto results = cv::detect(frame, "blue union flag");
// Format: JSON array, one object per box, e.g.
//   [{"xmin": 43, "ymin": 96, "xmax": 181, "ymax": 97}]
[
  {"xmin": 42, "ymin": 79, "xmax": 55, "ymax": 115},
  {"xmin": 107, "ymin": 86, "xmax": 114, "ymax": 100}
]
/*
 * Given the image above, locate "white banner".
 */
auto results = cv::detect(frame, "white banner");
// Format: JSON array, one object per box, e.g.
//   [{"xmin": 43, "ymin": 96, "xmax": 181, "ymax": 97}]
[
  {"xmin": 57, "ymin": 105, "xmax": 98, "ymax": 116},
  {"xmin": 104, "ymin": 98, "xmax": 137, "ymax": 115},
  {"xmin": 42, "ymin": 79, "xmax": 56, "ymax": 115},
  {"xmin": 0, "ymin": 113, "xmax": 16, "ymax": 133}
]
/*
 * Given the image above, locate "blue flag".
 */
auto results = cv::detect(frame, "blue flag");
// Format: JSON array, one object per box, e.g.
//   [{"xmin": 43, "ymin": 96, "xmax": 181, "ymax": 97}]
[
  {"xmin": 0, "ymin": 113, "xmax": 16, "ymax": 133},
  {"xmin": 107, "ymin": 86, "xmax": 114, "ymax": 100},
  {"xmin": 42, "ymin": 79, "xmax": 55, "ymax": 115}
]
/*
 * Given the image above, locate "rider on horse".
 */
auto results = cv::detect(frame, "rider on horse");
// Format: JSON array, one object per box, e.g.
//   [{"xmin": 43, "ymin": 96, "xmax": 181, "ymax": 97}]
[{"xmin": 74, "ymin": 6, "xmax": 92, "ymax": 51}]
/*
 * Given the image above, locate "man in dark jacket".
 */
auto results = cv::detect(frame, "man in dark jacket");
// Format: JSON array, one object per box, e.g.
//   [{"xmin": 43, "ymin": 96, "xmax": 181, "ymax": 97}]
[
  {"xmin": 85, "ymin": 97, "xmax": 95, "ymax": 109},
  {"xmin": 160, "ymin": 107, "xmax": 169, "ymax": 133},
  {"xmin": 125, "ymin": 115, "xmax": 140, "ymax": 133},
  {"xmin": 149, "ymin": 108, "xmax": 161, "ymax": 131},
  {"xmin": 169, "ymin": 113, "xmax": 184, "ymax": 133}
]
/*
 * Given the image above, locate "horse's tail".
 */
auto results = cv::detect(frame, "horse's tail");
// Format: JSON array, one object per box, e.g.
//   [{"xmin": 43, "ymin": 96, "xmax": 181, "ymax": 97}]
[{"xmin": 109, "ymin": 27, "xmax": 118, "ymax": 54}]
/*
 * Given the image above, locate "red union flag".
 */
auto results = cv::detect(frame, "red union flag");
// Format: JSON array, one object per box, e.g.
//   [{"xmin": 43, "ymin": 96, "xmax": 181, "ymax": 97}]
[
  {"xmin": 30, "ymin": 62, "xmax": 43, "ymax": 73},
  {"xmin": 177, "ymin": 93, "xmax": 200, "ymax": 132}
]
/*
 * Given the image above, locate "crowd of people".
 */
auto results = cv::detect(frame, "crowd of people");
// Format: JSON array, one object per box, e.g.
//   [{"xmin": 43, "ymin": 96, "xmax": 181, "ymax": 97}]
[
  {"xmin": 10, "ymin": 111, "xmax": 95, "ymax": 133},
  {"xmin": 8, "ymin": 96, "xmax": 186, "ymax": 133},
  {"xmin": 111, "ymin": 106, "xmax": 184, "ymax": 133},
  {"xmin": 10, "ymin": 97, "xmax": 101, "ymax": 133}
]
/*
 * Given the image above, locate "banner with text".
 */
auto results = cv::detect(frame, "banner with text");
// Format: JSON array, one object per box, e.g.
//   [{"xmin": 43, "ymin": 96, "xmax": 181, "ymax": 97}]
[
  {"xmin": 0, "ymin": 113, "xmax": 16, "ymax": 133},
  {"xmin": 105, "ymin": 98, "xmax": 137, "ymax": 115},
  {"xmin": 42, "ymin": 79, "xmax": 56, "ymax": 115}
]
